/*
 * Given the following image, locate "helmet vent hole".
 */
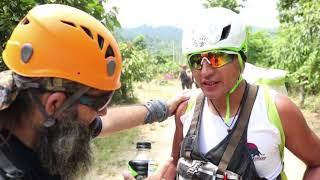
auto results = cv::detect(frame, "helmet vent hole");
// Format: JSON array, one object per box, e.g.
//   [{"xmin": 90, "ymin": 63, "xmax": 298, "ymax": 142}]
[
  {"xmin": 81, "ymin": 26, "xmax": 93, "ymax": 39},
  {"xmin": 61, "ymin": 20, "xmax": 76, "ymax": 27},
  {"xmin": 220, "ymin": 24, "xmax": 231, "ymax": 41},
  {"xmin": 105, "ymin": 45, "xmax": 115, "ymax": 58},
  {"xmin": 21, "ymin": 18, "xmax": 29, "ymax": 25},
  {"xmin": 98, "ymin": 34, "xmax": 104, "ymax": 50}
]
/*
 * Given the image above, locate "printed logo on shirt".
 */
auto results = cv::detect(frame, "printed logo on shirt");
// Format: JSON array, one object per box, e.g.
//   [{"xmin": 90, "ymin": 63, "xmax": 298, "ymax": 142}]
[{"xmin": 247, "ymin": 143, "xmax": 266, "ymax": 161}]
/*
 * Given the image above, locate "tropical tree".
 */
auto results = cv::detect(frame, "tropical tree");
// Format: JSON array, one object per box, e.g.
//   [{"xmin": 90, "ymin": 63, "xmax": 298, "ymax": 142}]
[
  {"xmin": 246, "ymin": 28, "xmax": 273, "ymax": 67},
  {"xmin": 273, "ymin": 0, "xmax": 320, "ymax": 105},
  {"xmin": 275, "ymin": 1, "xmax": 320, "ymax": 92},
  {"xmin": 112, "ymin": 36, "xmax": 156, "ymax": 104}
]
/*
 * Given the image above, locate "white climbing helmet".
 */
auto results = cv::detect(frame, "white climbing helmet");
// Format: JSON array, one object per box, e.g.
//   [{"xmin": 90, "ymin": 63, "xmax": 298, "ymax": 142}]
[{"xmin": 182, "ymin": 7, "xmax": 247, "ymax": 55}]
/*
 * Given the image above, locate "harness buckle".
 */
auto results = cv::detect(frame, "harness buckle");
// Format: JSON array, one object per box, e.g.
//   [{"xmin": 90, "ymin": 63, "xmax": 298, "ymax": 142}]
[
  {"xmin": 186, "ymin": 160, "xmax": 203, "ymax": 176},
  {"xmin": 184, "ymin": 135, "xmax": 195, "ymax": 151}
]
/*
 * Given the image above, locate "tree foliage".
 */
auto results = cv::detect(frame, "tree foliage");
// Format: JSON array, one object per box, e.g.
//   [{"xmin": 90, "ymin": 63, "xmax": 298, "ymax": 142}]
[
  {"xmin": 203, "ymin": 0, "xmax": 246, "ymax": 13},
  {"xmin": 277, "ymin": 0, "xmax": 300, "ymax": 23},
  {"xmin": 113, "ymin": 36, "xmax": 157, "ymax": 103},
  {"xmin": 246, "ymin": 28, "xmax": 273, "ymax": 67},
  {"xmin": 273, "ymin": 1, "xmax": 320, "ymax": 95},
  {"xmin": 112, "ymin": 36, "xmax": 180, "ymax": 104}
]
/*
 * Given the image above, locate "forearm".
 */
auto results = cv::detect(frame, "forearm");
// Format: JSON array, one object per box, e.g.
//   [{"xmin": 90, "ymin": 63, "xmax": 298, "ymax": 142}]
[
  {"xmin": 303, "ymin": 166, "xmax": 320, "ymax": 180},
  {"xmin": 99, "ymin": 105, "xmax": 148, "ymax": 137},
  {"xmin": 98, "ymin": 94, "xmax": 189, "ymax": 137}
]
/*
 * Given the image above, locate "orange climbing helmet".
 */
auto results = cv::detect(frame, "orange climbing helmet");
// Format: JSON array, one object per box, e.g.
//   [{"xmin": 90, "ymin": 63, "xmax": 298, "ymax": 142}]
[{"xmin": 2, "ymin": 4, "xmax": 122, "ymax": 91}]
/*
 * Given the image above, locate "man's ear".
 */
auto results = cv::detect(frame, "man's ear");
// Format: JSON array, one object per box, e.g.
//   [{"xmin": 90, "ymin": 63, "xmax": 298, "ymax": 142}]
[{"xmin": 44, "ymin": 92, "xmax": 68, "ymax": 115}]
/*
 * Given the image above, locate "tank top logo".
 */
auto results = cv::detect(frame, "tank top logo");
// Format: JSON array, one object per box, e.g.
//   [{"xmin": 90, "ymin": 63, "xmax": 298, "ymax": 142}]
[{"xmin": 247, "ymin": 143, "xmax": 266, "ymax": 161}]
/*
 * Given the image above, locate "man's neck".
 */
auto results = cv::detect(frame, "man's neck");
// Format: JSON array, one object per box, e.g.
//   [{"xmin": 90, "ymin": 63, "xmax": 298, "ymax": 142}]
[
  {"xmin": 13, "ymin": 113, "xmax": 42, "ymax": 150},
  {"xmin": 208, "ymin": 80, "xmax": 247, "ymax": 117}
]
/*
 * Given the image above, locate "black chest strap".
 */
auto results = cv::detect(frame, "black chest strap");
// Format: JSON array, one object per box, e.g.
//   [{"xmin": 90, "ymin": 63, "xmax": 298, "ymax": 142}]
[
  {"xmin": 217, "ymin": 84, "xmax": 258, "ymax": 173},
  {"xmin": 181, "ymin": 84, "xmax": 258, "ymax": 173},
  {"xmin": 0, "ymin": 150, "xmax": 24, "ymax": 179}
]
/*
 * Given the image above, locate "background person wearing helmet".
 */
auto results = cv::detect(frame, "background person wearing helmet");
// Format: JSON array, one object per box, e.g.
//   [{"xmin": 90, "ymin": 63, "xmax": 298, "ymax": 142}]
[
  {"xmin": 0, "ymin": 4, "xmax": 187, "ymax": 180},
  {"xmin": 179, "ymin": 64, "xmax": 193, "ymax": 90},
  {"xmin": 165, "ymin": 7, "xmax": 320, "ymax": 180}
]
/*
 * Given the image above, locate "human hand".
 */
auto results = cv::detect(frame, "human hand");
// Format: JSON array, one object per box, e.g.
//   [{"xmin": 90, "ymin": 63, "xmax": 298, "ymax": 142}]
[
  {"xmin": 167, "ymin": 91, "xmax": 191, "ymax": 116},
  {"xmin": 122, "ymin": 158, "xmax": 173, "ymax": 180}
]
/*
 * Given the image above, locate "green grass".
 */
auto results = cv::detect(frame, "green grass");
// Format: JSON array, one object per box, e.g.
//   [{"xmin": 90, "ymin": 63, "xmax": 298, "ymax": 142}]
[
  {"xmin": 92, "ymin": 128, "xmax": 138, "ymax": 162},
  {"xmin": 133, "ymin": 79, "xmax": 182, "ymax": 102},
  {"xmin": 91, "ymin": 128, "xmax": 139, "ymax": 175}
]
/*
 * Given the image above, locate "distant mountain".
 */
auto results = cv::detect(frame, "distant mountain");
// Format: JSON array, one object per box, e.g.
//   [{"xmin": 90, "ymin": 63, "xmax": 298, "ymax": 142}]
[
  {"xmin": 115, "ymin": 25, "xmax": 182, "ymax": 42},
  {"xmin": 114, "ymin": 25, "xmax": 183, "ymax": 61}
]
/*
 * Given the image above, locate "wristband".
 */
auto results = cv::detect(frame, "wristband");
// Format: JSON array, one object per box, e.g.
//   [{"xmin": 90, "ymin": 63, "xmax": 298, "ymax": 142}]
[{"xmin": 143, "ymin": 99, "xmax": 169, "ymax": 124}]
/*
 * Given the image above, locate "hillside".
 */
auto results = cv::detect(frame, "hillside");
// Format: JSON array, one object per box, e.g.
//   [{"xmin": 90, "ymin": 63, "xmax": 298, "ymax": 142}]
[{"xmin": 115, "ymin": 25, "xmax": 184, "ymax": 62}]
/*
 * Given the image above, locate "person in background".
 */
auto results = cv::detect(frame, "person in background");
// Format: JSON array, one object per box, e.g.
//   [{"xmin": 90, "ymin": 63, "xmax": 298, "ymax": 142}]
[
  {"xmin": 186, "ymin": 68, "xmax": 194, "ymax": 89},
  {"xmin": 179, "ymin": 64, "xmax": 192, "ymax": 90}
]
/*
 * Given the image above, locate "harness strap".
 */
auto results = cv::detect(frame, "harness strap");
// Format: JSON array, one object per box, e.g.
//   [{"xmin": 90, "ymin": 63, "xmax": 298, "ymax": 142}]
[
  {"xmin": 182, "ymin": 93, "xmax": 205, "ymax": 159},
  {"xmin": 217, "ymin": 84, "xmax": 258, "ymax": 173},
  {"xmin": 0, "ymin": 150, "xmax": 23, "ymax": 179}
]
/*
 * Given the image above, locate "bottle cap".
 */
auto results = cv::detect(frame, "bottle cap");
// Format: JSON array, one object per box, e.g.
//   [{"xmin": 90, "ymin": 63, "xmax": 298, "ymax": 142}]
[{"xmin": 136, "ymin": 142, "xmax": 151, "ymax": 149}]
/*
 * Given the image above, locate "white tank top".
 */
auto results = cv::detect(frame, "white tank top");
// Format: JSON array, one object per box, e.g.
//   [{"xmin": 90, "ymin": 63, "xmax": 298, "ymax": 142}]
[{"xmin": 181, "ymin": 88, "xmax": 283, "ymax": 179}]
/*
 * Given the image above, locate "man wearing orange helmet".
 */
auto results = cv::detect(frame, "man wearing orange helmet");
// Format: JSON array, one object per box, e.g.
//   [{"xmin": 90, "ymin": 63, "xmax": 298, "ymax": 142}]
[{"xmin": 0, "ymin": 4, "xmax": 186, "ymax": 180}]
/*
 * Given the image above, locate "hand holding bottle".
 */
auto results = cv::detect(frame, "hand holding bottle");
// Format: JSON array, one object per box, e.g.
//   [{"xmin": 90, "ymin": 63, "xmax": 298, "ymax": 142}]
[{"xmin": 123, "ymin": 158, "xmax": 173, "ymax": 180}]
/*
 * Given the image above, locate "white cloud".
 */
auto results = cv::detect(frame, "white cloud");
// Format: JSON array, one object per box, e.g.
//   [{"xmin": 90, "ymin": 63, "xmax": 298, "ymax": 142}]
[{"xmin": 107, "ymin": 0, "xmax": 279, "ymax": 29}]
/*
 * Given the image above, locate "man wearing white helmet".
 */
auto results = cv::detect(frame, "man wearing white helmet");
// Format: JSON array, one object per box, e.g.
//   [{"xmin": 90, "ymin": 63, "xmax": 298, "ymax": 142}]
[{"xmin": 165, "ymin": 7, "xmax": 320, "ymax": 180}]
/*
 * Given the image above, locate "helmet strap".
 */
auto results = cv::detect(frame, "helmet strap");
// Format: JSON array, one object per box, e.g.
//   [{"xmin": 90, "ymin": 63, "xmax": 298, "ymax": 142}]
[
  {"xmin": 225, "ymin": 75, "xmax": 243, "ymax": 124},
  {"xmin": 28, "ymin": 90, "xmax": 56, "ymax": 128},
  {"xmin": 27, "ymin": 86, "xmax": 90, "ymax": 128},
  {"xmin": 237, "ymin": 53, "xmax": 244, "ymax": 71},
  {"xmin": 53, "ymin": 86, "xmax": 90, "ymax": 118}
]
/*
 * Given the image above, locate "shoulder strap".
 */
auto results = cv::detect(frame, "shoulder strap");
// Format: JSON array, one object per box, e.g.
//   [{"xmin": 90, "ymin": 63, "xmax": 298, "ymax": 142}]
[
  {"xmin": 217, "ymin": 84, "xmax": 258, "ymax": 173},
  {"xmin": 0, "ymin": 150, "xmax": 24, "ymax": 179},
  {"xmin": 181, "ymin": 93, "xmax": 205, "ymax": 159}
]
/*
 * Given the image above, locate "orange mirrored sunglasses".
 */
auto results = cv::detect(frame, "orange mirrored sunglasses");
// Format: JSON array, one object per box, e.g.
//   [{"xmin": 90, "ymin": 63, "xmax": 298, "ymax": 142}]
[{"xmin": 188, "ymin": 51, "xmax": 237, "ymax": 70}]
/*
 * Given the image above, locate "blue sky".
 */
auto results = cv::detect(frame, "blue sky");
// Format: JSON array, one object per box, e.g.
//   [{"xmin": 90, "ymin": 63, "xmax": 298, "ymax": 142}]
[{"xmin": 106, "ymin": 0, "xmax": 279, "ymax": 29}]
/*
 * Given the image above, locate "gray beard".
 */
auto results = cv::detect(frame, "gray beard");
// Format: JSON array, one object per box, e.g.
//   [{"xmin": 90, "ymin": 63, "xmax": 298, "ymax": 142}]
[{"xmin": 37, "ymin": 107, "xmax": 93, "ymax": 180}]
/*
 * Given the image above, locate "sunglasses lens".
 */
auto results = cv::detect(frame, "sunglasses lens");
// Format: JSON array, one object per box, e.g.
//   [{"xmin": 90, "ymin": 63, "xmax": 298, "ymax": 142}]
[
  {"xmin": 210, "ymin": 53, "xmax": 233, "ymax": 68},
  {"xmin": 79, "ymin": 91, "xmax": 114, "ymax": 111},
  {"xmin": 188, "ymin": 51, "xmax": 235, "ymax": 70},
  {"xmin": 188, "ymin": 54, "xmax": 202, "ymax": 70}
]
